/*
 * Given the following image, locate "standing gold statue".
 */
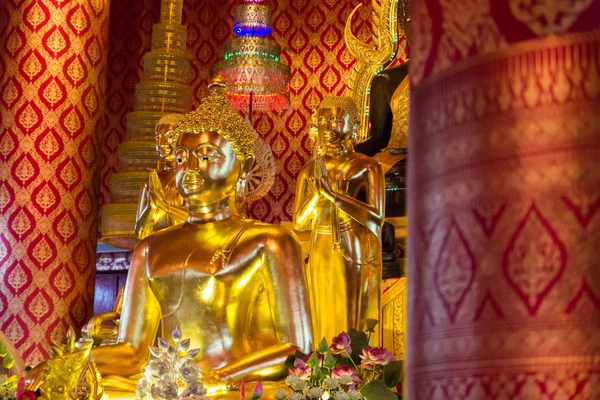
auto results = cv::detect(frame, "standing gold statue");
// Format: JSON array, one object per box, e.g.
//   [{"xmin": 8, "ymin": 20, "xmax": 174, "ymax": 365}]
[
  {"xmin": 87, "ymin": 77, "xmax": 312, "ymax": 398},
  {"xmin": 135, "ymin": 114, "xmax": 188, "ymax": 239},
  {"xmin": 294, "ymin": 96, "xmax": 385, "ymax": 344}
]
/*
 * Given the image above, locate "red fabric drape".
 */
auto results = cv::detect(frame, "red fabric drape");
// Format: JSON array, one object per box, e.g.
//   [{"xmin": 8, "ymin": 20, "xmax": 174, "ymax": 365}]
[
  {"xmin": 0, "ymin": 0, "xmax": 110, "ymax": 364},
  {"xmin": 408, "ymin": 1, "xmax": 600, "ymax": 398}
]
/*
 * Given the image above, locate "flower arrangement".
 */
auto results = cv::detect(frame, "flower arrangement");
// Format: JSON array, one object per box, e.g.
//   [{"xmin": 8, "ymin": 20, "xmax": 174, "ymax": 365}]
[
  {"xmin": 0, "ymin": 340, "xmax": 16, "ymax": 400},
  {"xmin": 136, "ymin": 325, "xmax": 208, "ymax": 400},
  {"xmin": 276, "ymin": 326, "xmax": 402, "ymax": 400},
  {"xmin": 137, "ymin": 326, "xmax": 265, "ymax": 400}
]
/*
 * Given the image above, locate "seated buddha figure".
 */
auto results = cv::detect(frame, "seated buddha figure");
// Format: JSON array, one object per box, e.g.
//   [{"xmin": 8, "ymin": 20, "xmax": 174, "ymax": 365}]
[
  {"xmin": 135, "ymin": 113, "xmax": 188, "ymax": 239},
  {"xmin": 91, "ymin": 78, "xmax": 313, "ymax": 397},
  {"xmin": 293, "ymin": 96, "xmax": 385, "ymax": 344}
]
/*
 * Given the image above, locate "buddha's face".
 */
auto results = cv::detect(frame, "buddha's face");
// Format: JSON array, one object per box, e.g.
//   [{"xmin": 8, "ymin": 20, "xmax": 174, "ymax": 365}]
[
  {"xmin": 314, "ymin": 107, "xmax": 355, "ymax": 146},
  {"xmin": 155, "ymin": 123, "xmax": 179, "ymax": 162},
  {"xmin": 174, "ymin": 131, "xmax": 240, "ymax": 206}
]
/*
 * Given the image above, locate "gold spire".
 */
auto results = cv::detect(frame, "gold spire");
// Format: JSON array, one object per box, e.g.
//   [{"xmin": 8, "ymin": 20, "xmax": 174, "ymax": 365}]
[{"xmin": 174, "ymin": 77, "xmax": 255, "ymax": 159}]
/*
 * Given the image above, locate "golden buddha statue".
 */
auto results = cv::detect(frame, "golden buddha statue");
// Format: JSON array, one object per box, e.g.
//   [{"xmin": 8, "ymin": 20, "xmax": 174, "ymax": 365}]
[
  {"xmin": 293, "ymin": 96, "xmax": 385, "ymax": 345},
  {"xmin": 26, "ymin": 78, "xmax": 312, "ymax": 399},
  {"xmin": 134, "ymin": 114, "xmax": 188, "ymax": 239}
]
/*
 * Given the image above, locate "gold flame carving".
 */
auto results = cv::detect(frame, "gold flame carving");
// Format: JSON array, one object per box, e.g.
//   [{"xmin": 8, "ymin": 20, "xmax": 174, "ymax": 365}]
[{"xmin": 344, "ymin": 0, "xmax": 399, "ymax": 142}]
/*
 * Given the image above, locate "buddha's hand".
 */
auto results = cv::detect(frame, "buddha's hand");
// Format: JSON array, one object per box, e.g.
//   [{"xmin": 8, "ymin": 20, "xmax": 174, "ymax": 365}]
[
  {"xmin": 200, "ymin": 372, "xmax": 236, "ymax": 395},
  {"xmin": 22, "ymin": 361, "xmax": 49, "ymax": 391},
  {"xmin": 319, "ymin": 175, "xmax": 336, "ymax": 202},
  {"xmin": 147, "ymin": 171, "xmax": 168, "ymax": 211}
]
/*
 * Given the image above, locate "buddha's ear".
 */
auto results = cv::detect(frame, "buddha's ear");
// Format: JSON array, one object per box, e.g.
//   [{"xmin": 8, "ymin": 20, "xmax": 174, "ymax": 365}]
[{"xmin": 240, "ymin": 154, "xmax": 255, "ymax": 179}]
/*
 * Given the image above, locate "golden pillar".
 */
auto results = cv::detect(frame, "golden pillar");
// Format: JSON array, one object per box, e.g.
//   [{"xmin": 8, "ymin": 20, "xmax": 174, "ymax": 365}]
[
  {"xmin": 0, "ymin": 0, "xmax": 110, "ymax": 364},
  {"xmin": 100, "ymin": 0, "xmax": 192, "ymax": 248}
]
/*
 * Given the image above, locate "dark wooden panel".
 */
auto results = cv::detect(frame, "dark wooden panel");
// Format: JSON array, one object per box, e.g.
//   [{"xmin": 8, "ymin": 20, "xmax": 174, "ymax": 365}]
[{"xmin": 93, "ymin": 274, "xmax": 118, "ymax": 315}]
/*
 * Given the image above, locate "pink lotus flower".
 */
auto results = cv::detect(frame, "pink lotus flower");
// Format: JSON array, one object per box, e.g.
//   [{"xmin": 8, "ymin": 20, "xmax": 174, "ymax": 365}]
[
  {"xmin": 252, "ymin": 381, "xmax": 263, "ymax": 399},
  {"xmin": 359, "ymin": 347, "xmax": 394, "ymax": 370},
  {"xmin": 331, "ymin": 364, "xmax": 362, "ymax": 386},
  {"xmin": 288, "ymin": 359, "xmax": 311, "ymax": 380},
  {"xmin": 330, "ymin": 332, "xmax": 352, "ymax": 356}
]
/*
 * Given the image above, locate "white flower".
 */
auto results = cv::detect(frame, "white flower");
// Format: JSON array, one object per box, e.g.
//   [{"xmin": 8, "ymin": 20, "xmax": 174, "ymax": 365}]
[
  {"xmin": 179, "ymin": 359, "xmax": 200, "ymax": 382},
  {"xmin": 286, "ymin": 375, "xmax": 307, "ymax": 391},
  {"xmin": 324, "ymin": 378, "xmax": 338, "ymax": 390},
  {"xmin": 347, "ymin": 390, "xmax": 361, "ymax": 400},
  {"xmin": 274, "ymin": 389, "xmax": 290, "ymax": 400}
]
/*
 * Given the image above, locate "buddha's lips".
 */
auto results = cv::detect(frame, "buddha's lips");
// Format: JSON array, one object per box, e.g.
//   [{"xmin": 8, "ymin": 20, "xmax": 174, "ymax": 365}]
[{"xmin": 181, "ymin": 177, "xmax": 204, "ymax": 191}]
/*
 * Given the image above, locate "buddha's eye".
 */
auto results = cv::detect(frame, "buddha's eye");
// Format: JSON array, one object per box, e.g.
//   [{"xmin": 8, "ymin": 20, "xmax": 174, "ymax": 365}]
[
  {"xmin": 194, "ymin": 152, "xmax": 219, "ymax": 163},
  {"xmin": 174, "ymin": 147, "xmax": 188, "ymax": 164}
]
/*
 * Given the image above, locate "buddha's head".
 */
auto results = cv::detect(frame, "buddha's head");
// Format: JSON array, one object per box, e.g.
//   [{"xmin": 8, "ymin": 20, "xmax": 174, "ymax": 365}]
[
  {"xmin": 155, "ymin": 114, "xmax": 183, "ymax": 164},
  {"xmin": 311, "ymin": 96, "xmax": 360, "ymax": 148},
  {"xmin": 173, "ymin": 77, "xmax": 255, "ymax": 209}
]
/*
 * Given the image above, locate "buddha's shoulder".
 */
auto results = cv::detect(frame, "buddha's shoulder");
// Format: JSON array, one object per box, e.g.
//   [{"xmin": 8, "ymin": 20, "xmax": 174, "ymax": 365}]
[{"xmin": 134, "ymin": 224, "xmax": 184, "ymax": 249}]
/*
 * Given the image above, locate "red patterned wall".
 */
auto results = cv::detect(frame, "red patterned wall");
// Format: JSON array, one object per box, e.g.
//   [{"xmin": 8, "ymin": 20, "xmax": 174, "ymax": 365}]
[
  {"xmin": 100, "ymin": 0, "xmax": 405, "ymax": 224},
  {"xmin": 0, "ymin": 0, "xmax": 110, "ymax": 364},
  {"xmin": 407, "ymin": 1, "xmax": 600, "ymax": 398}
]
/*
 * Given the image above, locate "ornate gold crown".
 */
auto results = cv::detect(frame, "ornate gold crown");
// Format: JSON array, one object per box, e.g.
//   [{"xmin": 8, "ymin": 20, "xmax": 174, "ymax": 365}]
[
  {"xmin": 316, "ymin": 95, "xmax": 360, "ymax": 123},
  {"xmin": 174, "ymin": 76, "xmax": 255, "ymax": 159}
]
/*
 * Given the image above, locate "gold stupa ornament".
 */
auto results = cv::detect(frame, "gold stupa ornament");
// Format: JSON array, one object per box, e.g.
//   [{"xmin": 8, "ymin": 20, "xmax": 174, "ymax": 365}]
[
  {"xmin": 101, "ymin": 0, "xmax": 193, "ymax": 249},
  {"xmin": 35, "ymin": 328, "xmax": 103, "ymax": 400}
]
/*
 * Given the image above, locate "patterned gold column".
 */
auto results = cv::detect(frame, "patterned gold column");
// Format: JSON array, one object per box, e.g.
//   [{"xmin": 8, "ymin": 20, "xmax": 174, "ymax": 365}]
[
  {"xmin": 408, "ymin": 1, "xmax": 600, "ymax": 397},
  {"xmin": 100, "ymin": 0, "xmax": 192, "ymax": 248},
  {"xmin": 0, "ymin": 0, "xmax": 109, "ymax": 364}
]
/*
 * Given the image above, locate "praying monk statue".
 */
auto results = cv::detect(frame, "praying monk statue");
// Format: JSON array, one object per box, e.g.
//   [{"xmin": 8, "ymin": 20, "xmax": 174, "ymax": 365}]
[{"xmin": 293, "ymin": 96, "xmax": 385, "ymax": 345}]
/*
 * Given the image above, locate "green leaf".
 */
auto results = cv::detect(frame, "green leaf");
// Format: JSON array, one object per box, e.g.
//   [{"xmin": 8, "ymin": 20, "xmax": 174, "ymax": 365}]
[
  {"xmin": 323, "ymin": 351, "xmax": 336, "ymax": 369},
  {"xmin": 366, "ymin": 319, "xmax": 379, "ymax": 332},
  {"xmin": 312, "ymin": 364, "xmax": 325, "ymax": 381},
  {"xmin": 2, "ymin": 353, "xmax": 14, "ymax": 369},
  {"xmin": 383, "ymin": 360, "xmax": 403, "ymax": 388},
  {"xmin": 361, "ymin": 380, "xmax": 398, "ymax": 400},
  {"xmin": 0, "ymin": 342, "xmax": 7, "ymax": 358},
  {"xmin": 317, "ymin": 337, "xmax": 329, "ymax": 354},
  {"xmin": 307, "ymin": 351, "xmax": 320, "ymax": 369}
]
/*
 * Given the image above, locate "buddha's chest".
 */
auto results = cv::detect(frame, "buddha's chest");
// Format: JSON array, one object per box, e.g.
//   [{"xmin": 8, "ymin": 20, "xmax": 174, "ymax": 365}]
[{"xmin": 146, "ymin": 241, "xmax": 262, "ymax": 313}]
